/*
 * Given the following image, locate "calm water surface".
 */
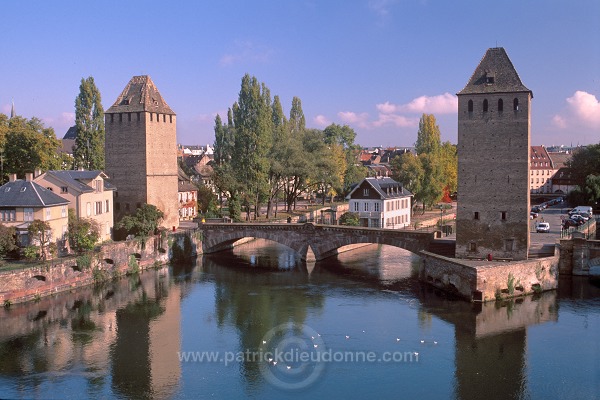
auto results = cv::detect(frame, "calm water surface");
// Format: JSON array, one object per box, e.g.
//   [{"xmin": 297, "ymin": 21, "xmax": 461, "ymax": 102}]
[{"xmin": 0, "ymin": 239, "xmax": 599, "ymax": 399}]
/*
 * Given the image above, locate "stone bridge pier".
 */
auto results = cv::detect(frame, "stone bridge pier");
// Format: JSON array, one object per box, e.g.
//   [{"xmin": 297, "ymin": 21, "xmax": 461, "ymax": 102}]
[{"xmin": 198, "ymin": 222, "xmax": 435, "ymax": 261}]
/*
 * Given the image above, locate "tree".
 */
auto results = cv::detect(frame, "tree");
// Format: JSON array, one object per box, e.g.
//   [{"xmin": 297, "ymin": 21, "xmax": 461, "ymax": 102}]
[
  {"xmin": 74, "ymin": 76, "xmax": 105, "ymax": 170},
  {"xmin": 117, "ymin": 204, "xmax": 164, "ymax": 239},
  {"xmin": 0, "ymin": 224, "xmax": 16, "ymax": 259},
  {"xmin": 323, "ymin": 123, "xmax": 357, "ymax": 149},
  {"xmin": 196, "ymin": 185, "xmax": 219, "ymax": 216},
  {"xmin": 231, "ymin": 74, "xmax": 273, "ymax": 220},
  {"xmin": 67, "ymin": 209, "xmax": 100, "ymax": 253},
  {"xmin": 4, "ymin": 116, "xmax": 62, "ymax": 177},
  {"xmin": 415, "ymin": 114, "xmax": 441, "ymax": 155},
  {"xmin": 339, "ymin": 212, "xmax": 360, "ymax": 226},
  {"xmin": 28, "ymin": 219, "xmax": 52, "ymax": 261},
  {"xmin": 391, "ymin": 152, "xmax": 424, "ymax": 212}
]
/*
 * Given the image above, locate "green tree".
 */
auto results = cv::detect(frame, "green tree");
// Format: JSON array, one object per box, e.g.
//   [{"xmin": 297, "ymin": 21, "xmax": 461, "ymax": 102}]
[
  {"xmin": 289, "ymin": 96, "xmax": 305, "ymax": 135},
  {"xmin": 28, "ymin": 219, "xmax": 52, "ymax": 261},
  {"xmin": 391, "ymin": 152, "xmax": 424, "ymax": 212},
  {"xmin": 74, "ymin": 76, "xmax": 105, "ymax": 170},
  {"xmin": 339, "ymin": 212, "xmax": 360, "ymax": 226},
  {"xmin": 196, "ymin": 185, "xmax": 219, "ymax": 216},
  {"xmin": 231, "ymin": 74, "xmax": 273, "ymax": 220},
  {"xmin": 323, "ymin": 123, "xmax": 357, "ymax": 149},
  {"xmin": 415, "ymin": 114, "xmax": 441, "ymax": 155},
  {"xmin": 117, "ymin": 204, "xmax": 164, "ymax": 239},
  {"xmin": 4, "ymin": 116, "xmax": 62, "ymax": 176},
  {"xmin": 67, "ymin": 209, "xmax": 100, "ymax": 253},
  {"xmin": 0, "ymin": 224, "xmax": 17, "ymax": 259}
]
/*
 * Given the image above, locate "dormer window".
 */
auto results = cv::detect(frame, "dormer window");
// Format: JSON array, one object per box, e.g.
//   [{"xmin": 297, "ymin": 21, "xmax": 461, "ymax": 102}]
[
  {"xmin": 363, "ymin": 188, "xmax": 370, "ymax": 196},
  {"xmin": 485, "ymin": 71, "xmax": 495, "ymax": 85}
]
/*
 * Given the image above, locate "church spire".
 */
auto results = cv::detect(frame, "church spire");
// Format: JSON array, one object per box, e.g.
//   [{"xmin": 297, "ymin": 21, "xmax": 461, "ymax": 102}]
[{"xmin": 10, "ymin": 99, "xmax": 15, "ymax": 119}]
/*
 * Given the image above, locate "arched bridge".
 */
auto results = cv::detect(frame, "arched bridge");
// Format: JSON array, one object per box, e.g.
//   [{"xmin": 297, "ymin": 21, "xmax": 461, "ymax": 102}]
[{"xmin": 198, "ymin": 222, "xmax": 439, "ymax": 261}]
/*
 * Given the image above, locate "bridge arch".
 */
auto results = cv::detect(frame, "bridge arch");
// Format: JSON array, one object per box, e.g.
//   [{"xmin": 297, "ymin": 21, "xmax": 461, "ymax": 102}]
[{"xmin": 199, "ymin": 223, "xmax": 436, "ymax": 261}]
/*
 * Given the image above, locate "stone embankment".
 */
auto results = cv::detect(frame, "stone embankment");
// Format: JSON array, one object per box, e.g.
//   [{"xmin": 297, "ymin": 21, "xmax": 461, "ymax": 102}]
[{"xmin": 0, "ymin": 230, "xmax": 201, "ymax": 305}]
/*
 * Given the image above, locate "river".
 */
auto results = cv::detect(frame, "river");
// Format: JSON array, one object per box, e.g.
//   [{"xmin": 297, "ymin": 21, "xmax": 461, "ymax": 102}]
[{"xmin": 0, "ymin": 239, "xmax": 599, "ymax": 399}]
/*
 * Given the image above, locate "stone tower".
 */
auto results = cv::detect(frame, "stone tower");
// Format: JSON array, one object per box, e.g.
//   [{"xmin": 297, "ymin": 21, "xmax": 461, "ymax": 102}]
[
  {"xmin": 105, "ymin": 75, "xmax": 179, "ymax": 230},
  {"xmin": 455, "ymin": 48, "xmax": 532, "ymax": 260}
]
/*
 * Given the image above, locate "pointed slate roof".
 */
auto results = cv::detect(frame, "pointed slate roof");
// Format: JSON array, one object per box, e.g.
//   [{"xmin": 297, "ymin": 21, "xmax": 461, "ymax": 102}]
[
  {"xmin": 458, "ymin": 47, "xmax": 532, "ymax": 97},
  {"xmin": 0, "ymin": 180, "xmax": 69, "ymax": 207},
  {"xmin": 106, "ymin": 75, "xmax": 175, "ymax": 115}
]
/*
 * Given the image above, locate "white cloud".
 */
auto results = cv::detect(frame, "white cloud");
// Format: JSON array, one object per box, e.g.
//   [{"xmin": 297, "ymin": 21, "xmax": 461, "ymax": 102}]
[
  {"xmin": 219, "ymin": 40, "xmax": 273, "ymax": 67},
  {"xmin": 551, "ymin": 90, "xmax": 600, "ymax": 130},
  {"xmin": 566, "ymin": 90, "xmax": 600, "ymax": 126},
  {"xmin": 373, "ymin": 113, "xmax": 418, "ymax": 128},
  {"xmin": 368, "ymin": 0, "xmax": 397, "ymax": 17},
  {"xmin": 313, "ymin": 114, "xmax": 330, "ymax": 127},
  {"xmin": 338, "ymin": 111, "xmax": 370, "ymax": 128},
  {"xmin": 378, "ymin": 93, "xmax": 457, "ymax": 115},
  {"xmin": 552, "ymin": 114, "xmax": 567, "ymax": 129}
]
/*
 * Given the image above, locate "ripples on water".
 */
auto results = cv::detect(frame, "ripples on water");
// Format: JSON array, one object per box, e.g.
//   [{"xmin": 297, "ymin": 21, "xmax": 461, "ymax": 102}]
[{"xmin": 0, "ymin": 239, "xmax": 599, "ymax": 399}]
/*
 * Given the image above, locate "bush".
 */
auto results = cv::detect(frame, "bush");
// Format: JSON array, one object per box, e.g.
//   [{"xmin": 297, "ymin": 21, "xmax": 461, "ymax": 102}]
[
  {"xmin": 24, "ymin": 245, "xmax": 39, "ymax": 261},
  {"xmin": 339, "ymin": 212, "xmax": 360, "ymax": 226}
]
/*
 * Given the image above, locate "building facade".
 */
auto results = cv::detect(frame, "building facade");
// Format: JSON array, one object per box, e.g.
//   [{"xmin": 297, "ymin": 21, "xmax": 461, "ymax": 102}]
[
  {"xmin": 346, "ymin": 177, "xmax": 412, "ymax": 229},
  {"xmin": 0, "ymin": 175, "xmax": 69, "ymax": 253},
  {"xmin": 34, "ymin": 170, "xmax": 115, "ymax": 241},
  {"xmin": 104, "ymin": 76, "xmax": 179, "ymax": 230},
  {"xmin": 530, "ymin": 146, "xmax": 554, "ymax": 194},
  {"xmin": 456, "ymin": 48, "xmax": 532, "ymax": 260}
]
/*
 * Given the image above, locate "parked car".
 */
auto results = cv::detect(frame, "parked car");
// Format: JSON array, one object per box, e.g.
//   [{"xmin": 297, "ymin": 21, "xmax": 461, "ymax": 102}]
[
  {"xmin": 530, "ymin": 212, "xmax": 539, "ymax": 219},
  {"xmin": 531, "ymin": 206, "xmax": 541, "ymax": 213},
  {"xmin": 536, "ymin": 222, "xmax": 550, "ymax": 233},
  {"xmin": 571, "ymin": 215, "xmax": 587, "ymax": 224},
  {"xmin": 563, "ymin": 218, "xmax": 583, "ymax": 228}
]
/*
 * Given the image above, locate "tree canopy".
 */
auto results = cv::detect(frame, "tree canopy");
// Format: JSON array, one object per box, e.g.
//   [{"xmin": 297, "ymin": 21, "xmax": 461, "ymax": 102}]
[
  {"xmin": 567, "ymin": 143, "xmax": 600, "ymax": 206},
  {"xmin": 74, "ymin": 76, "xmax": 105, "ymax": 170},
  {"xmin": 2, "ymin": 116, "xmax": 63, "ymax": 178}
]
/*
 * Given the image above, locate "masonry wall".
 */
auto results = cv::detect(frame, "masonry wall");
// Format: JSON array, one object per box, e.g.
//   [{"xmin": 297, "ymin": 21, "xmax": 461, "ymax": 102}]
[
  {"xmin": 105, "ymin": 112, "xmax": 179, "ymax": 230},
  {"xmin": 421, "ymin": 251, "xmax": 558, "ymax": 302},
  {"xmin": 456, "ymin": 92, "xmax": 531, "ymax": 260}
]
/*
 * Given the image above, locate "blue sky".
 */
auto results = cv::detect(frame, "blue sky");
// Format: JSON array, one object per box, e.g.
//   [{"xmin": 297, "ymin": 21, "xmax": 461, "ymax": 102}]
[{"xmin": 1, "ymin": 1, "xmax": 599, "ymax": 148}]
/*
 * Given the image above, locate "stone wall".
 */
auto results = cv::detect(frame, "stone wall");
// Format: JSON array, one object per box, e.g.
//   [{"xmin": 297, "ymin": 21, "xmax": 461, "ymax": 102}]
[
  {"xmin": 0, "ymin": 230, "xmax": 202, "ymax": 305},
  {"xmin": 420, "ymin": 251, "xmax": 559, "ymax": 302}
]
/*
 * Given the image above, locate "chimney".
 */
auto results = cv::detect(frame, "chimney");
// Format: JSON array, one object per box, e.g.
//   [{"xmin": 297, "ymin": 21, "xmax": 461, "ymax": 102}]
[
  {"xmin": 9, "ymin": 174, "xmax": 17, "ymax": 182},
  {"xmin": 34, "ymin": 168, "xmax": 42, "ymax": 178},
  {"xmin": 25, "ymin": 172, "xmax": 33, "ymax": 182}
]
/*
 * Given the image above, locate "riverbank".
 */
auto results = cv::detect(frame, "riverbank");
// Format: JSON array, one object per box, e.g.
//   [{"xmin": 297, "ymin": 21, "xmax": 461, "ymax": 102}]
[{"xmin": 0, "ymin": 232, "xmax": 196, "ymax": 306}]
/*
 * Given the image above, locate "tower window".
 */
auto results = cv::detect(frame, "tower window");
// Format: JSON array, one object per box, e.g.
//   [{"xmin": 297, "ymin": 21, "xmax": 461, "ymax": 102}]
[
  {"xmin": 501, "ymin": 211, "xmax": 507, "ymax": 220},
  {"xmin": 150, "ymin": 113, "xmax": 153, "ymax": 122},
  {"xmin": 128, "ymin": 113, "xmax": 131, "ymax": 122},
  {"xmin": 474, "ymin": 212, "xmax": 480, "ymax": 220},
  {"xmin": 469, "ymin": 242, "xmax": 477, "ymax": 252},
  {"xmin": 468, "ymin": 100, "xmax": 473, "ymax": 112},
  {"xmin": 513, "ymin": 98, "xmax": 519, "ymax": 111},
  {"xmin": 137, "ymin": 112, "xmax": 141, "ymax": 121},
  {"xmin": 483, "ymin": 99, "xmax": 489, "ymax": 112},
  {"xmin": 498, "ymin": 99, "xmax": 503, "ymax": 112}
]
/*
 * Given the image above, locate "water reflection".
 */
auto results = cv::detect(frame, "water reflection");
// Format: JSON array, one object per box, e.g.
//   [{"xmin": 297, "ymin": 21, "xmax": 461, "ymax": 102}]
[
  {"xmin": 0, "ymin": 239, "xmax": 598, "ymax": 399},
  {"xmin": 0, "ymin": 267, "xmax": 182, "ymax": 399},
  {"xmin": 201, "ymin": 242, "xmax": 324, "ymax": 392}
]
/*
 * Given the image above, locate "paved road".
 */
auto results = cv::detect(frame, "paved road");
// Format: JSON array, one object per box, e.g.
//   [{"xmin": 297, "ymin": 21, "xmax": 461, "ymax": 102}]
[{"xmin": 530, "ymin": 203, "xmax": 572, "ymax": 246}]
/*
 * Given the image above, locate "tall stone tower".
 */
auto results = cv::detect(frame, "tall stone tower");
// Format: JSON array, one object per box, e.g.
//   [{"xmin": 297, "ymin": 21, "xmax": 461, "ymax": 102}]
[
  {"xmin": 455, "ymin": 48, "xmax": 532, "ymax": 260},
  {"xmin": 105, "ymin": 75, "xmax": 179, "ymax": 230}
]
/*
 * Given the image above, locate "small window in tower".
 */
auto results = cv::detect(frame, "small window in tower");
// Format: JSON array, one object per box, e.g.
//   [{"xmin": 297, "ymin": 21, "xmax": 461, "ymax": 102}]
[
  {"xmin": 468, "ymin": 100, "xmax": 473, "ymax": 112},
  {"xmin": 483, "ymin": 99, "xmax": 489, "ymax": 112},
  {"xmin": 498, "ymin": 99, "xmax": 503, "ymax": 112},
  {"xmin": 156, "ymin": 113, "xmax": 160, "ymax": 121},
  {"xmin": 110, "ymin": 114, "xmax": 114, "ymax": 123},
  {"xmin": 150, "ymin": 113, "xmax": 153, "ymax": 122},
  {"xmin": 501, "ymin": 211, "xmax": 507, "ymax": 220},
  {"xmin": 474, "ymin": 212, "xmax": 479, "ymax": 220},
  {"xmin": 485, "ymin": 71, "xmax": 495, "ymax": 85},
  {"xmin": 163, "ymin": 114, "xmax": 166, "ymax": 122},
  {"xmin": 513, "ymin": 98, "xmax": 519, "ymax": 111},
  {"xmin": 469, "ymin": 242, "xmax": 477, "ymax": 252},
  {"xmin": 170, "ymin": 115, "xmax": 173, "ymax": 123},
  {"xmin": 119, "ymin": 113, "xmax": 122, "ymax": 122},
  {"xmin": 137, "ymin": 112, "xmax": 141, "ymax": 121},
  {"xmin": 128, "ymin": 113, "xmax": 131, "ymax": 122},
  {"xmin": 504, "ymin": 239, "xmax": 515, "ymax": 251}
]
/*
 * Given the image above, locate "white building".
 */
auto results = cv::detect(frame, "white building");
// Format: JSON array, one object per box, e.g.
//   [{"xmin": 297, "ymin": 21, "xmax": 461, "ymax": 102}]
[{"xmin": 346, "ymin": 177, "xmax": 413, "ymax": 229}]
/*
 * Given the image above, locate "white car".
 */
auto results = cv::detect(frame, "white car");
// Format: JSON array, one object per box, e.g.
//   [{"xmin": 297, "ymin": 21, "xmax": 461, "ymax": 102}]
[{"xmin": 536, "ymin": 222, "xmax": 550, "ymax": 233}]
